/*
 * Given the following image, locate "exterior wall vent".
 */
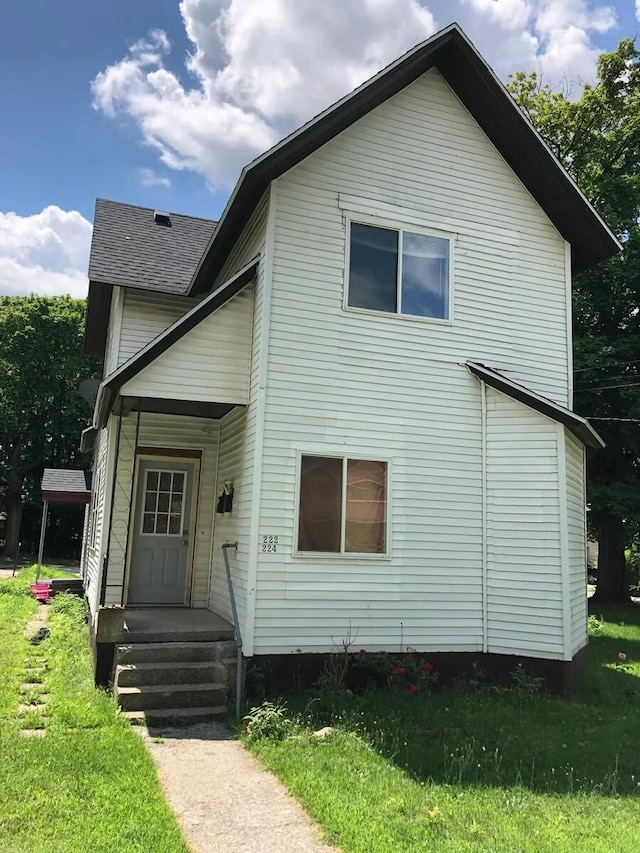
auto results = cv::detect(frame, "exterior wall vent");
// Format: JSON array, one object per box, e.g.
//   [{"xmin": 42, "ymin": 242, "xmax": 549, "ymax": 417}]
[{"xmin": 154, "ymin": 210, "xmax": 171, "ymax": 226}]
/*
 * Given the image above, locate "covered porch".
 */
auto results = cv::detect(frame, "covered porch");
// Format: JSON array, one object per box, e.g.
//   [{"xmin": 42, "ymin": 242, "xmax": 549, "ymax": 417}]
[
  {"xmin": 92, "ymin": 259, "xmax": 256, "ymax": 621},
  {"xmin": 95, "ymin": 606, "xmax": 234, "ymax": 644}
]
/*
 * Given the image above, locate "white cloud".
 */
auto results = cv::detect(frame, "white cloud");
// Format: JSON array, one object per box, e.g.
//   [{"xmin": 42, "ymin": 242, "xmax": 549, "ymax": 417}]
[
  {"xmin": 139, "ymin": 167, "xmax": 171, "ymax": 188},
  {"xmin": 636, "ymin": 0, "xmax": 640, "ymax": 21},
  {"xmin": 91, "ymin": 0, "xmax": 437, "ymax": 189},
  {"xmin": 91, "ymin": 0, "xmax": 617, "ymax": 191},
  {"xmin": 0, "ymin": 207, "xmax": 92, "ymax": 298}
]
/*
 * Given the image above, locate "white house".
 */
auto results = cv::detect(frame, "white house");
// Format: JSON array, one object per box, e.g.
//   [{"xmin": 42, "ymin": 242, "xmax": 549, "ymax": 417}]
[{"xmin": 80, "ymin": 24, "xmax": 620, "ymax": 717}]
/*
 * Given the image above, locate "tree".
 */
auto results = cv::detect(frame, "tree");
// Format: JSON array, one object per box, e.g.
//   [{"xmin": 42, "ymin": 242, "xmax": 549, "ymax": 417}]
[
  {"xmin": 0, "ymin": 297, "xmax": 100, "ymax": 559},
  {"xmin": 508, "ymin": 39, "xmax": 640, "ymax": 603}
]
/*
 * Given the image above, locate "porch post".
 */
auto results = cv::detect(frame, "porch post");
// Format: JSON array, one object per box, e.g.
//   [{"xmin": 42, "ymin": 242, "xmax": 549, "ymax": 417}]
[{"xmin": 36, "ymin": 500, "xmax": 49, "ymax": 581}]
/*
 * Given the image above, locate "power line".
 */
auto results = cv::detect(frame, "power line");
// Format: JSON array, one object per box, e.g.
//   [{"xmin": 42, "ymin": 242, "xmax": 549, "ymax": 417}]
[
  {"xmin": 586, "ymin": 417, "xmax": 640, "ymax": 422},
  {"xmin": 576, "ymin": 380, "xmax": 640, "ymax": 393},
  {"xmin": 575, "ymin": 372, "xmax": 640, "ymax": 388},
  {"xmin": 574, "ymin": 358, "xmax": 640, "ymax": 374}
]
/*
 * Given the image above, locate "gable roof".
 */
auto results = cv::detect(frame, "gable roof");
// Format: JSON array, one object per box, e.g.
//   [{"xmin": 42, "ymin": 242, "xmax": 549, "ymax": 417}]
[
  {"xmin": 466, "ymin": 361, "xmax": 604, "ymax": 449},
  {"xmin": 189, "ymin": 23, "xmax": 620, "ymax": 295},
  {"xmin": 94, "ymin": 258, "xmax": 259, "ymax": 428},
  {"xmin": 85, "ymin": 199, "xmax": 216, "ymax": 356}
]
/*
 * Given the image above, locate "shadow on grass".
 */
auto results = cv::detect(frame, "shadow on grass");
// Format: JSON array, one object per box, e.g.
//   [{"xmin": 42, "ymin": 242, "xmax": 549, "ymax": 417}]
[{"xmin": 289, "ymin": 607, "xmax": 640, "ymax": 799}]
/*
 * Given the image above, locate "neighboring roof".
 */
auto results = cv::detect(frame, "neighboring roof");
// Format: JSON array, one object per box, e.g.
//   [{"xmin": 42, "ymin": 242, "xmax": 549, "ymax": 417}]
[
  {"xmin": 189, "ymin": 23, "xmax": 620, "ymax": 295},
  {"xmin": 85, "ymin": 200, "xmax": 216, "ymax": 357},
  {"xmin": 466, "ymin": 362, "xmax": 605, "ymax": 449},
  {"xmin": 41, "ymin": 469, "xmax": 92, "ymax": 504},
  {"xmin": 94, "ymin": 258, "xmax": 259, "ymax": 428}
]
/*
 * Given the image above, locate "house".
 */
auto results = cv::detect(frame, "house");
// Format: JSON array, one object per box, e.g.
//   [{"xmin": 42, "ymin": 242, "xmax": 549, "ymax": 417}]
[{"xmin": 80, "ymin": 23, "xmax": 620, "ymax": 718}]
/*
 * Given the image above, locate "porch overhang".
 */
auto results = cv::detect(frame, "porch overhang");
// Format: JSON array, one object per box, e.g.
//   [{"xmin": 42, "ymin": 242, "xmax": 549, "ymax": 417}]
[
  {"xmin": 41, "ymin": 468, "xmax": 93, "ymax": 504},
  {"xmin": 94, "ymin": 257, "xmax": 258, "ymax": 428},
  {"xmin": 466, "ymin": 361, "xmax": 605, "ymax": 449}
]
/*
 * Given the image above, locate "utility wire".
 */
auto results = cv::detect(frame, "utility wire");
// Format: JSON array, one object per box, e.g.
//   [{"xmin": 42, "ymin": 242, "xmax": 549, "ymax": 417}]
[
  {"xmin": 586, "ymin": 417, "xmax": 640, "ymax": 422},
  {"xmin": 576, "ymin": 380, "xmax": 640, "ymax": 393},
  {"xmin": 574, "ymin": 358, "xmax": 640, "ymax": 374}
]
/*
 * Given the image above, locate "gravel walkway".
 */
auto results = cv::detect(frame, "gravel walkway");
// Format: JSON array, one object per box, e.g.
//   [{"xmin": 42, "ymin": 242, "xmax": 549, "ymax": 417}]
[{"xmin": 139, "ymin": 722, "xmax": 339, "ymax": 853}]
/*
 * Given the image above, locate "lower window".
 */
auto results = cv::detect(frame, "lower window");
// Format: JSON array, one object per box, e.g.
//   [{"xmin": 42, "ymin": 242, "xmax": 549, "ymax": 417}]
[{"xmin": 297, "ymin": 455, "xmax": 388, "ymax": 554}]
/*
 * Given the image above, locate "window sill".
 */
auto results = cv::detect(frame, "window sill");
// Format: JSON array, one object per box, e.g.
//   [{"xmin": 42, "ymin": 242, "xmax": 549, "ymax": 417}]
[
  {"xmin": 343, "ymin": 304, "xmax": 453, "ymax": 327},
  {"xmin": 293, "ymin": 550, "xmax": 391, "ymax": 561}
]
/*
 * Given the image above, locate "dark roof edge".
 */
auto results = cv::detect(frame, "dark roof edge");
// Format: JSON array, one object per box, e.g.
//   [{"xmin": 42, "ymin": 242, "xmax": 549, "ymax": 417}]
[
  {"xmin": 95, "ymin": 256, "xmax": 259, "ymax": 428},
  {"xmin": 466, "ymin": 361, "xmax": 604, "ymax": 449},
  {"xmin": 188, "ymin": 22, "xmax": 620, "ymax": 295}
]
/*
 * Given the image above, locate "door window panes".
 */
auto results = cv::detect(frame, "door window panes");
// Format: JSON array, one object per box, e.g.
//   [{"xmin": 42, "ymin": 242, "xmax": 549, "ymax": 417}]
[{"xmin": 141, "ymin": 469, "xmax": 186, "ymax": 536}]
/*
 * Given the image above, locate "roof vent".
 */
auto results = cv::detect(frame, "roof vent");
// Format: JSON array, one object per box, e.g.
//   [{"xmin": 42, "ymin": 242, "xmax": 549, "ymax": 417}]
[{"xmin": 154, "ymin": 210, "xmax": 171, "ymax": 226}]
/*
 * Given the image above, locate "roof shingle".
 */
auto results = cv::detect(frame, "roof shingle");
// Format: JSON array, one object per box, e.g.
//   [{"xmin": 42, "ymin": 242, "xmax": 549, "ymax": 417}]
[{"xmin": 89, "ymin": 199, "xmax": 216, "ymax": 295}]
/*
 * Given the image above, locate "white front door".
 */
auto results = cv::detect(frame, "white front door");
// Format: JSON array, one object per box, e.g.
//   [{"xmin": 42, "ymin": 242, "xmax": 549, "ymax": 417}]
[{"xmin": 127, "ymin": 458, "xmax": 197, "ymax": 605}]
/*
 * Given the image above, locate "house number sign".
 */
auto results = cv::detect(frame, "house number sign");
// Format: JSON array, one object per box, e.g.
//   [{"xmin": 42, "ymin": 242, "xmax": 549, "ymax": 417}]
[{"xmin": 261, "ymin": 535, "xmax": 278, "ymax": 553}]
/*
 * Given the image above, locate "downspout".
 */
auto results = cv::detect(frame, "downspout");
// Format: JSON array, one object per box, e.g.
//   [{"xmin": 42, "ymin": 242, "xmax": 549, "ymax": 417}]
[
  {"xmin": 481, "ymin": 379, "xmax": 488, "ymax": 653},
  {"xmin": 120, "ymin": 404, "xmax": 141, "ymax": 606}
]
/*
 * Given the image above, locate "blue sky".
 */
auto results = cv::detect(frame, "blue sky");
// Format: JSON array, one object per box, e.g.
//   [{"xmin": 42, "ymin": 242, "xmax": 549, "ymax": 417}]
[{"xmin": 0, "ymin": 0, "xmax": 638, "ymax": 296}]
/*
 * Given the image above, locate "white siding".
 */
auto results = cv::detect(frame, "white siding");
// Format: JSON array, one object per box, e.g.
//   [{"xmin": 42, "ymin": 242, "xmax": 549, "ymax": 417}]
[
  {"xmin": 209, "ymin": 407, "xmax": 251, "ymax": 627},
  {"xmin": 566, "ymin": 430, "xmax": 587, "ymax": 655},
  {"xmin": 251, "ymin": 69, "xmax": 570, "ymax": 656},
  {"xmin": 102, "ymin": 412, "xmax": 219, "ymax": 608},
  {"xmin": 83, "ymin": 424, "xmax": 111, "ymax": 614},
  {"xmin": 118, "ymin": 291, "xmax": 197, "ymax": 366},
  {"xmin": 120, "ymin": 286, "xmax": 253, "ymax": 405},
  {"xmin": 104, "ymin": 287, "xmax": 123, "ymax": 377},
  {"xmin": 486, "ymin": 389, "xmax": 564, "ymax": 658}
]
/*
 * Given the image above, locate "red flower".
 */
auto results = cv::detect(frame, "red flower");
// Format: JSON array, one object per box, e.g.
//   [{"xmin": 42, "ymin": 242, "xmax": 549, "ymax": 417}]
[
  {"xmin": 359, "ymin": 648, "xmax": 366, "ymax": 655},
  {"xmin": 408, "ymin": 683, "xmax": 417, "ymax": 693},
  {"xmin": 424, "ymin": 662, "xmax": 434, "ymax": 672},
  {"xmin": 397, "ymin": 666, "xmax": 407, "ymax": 674}
]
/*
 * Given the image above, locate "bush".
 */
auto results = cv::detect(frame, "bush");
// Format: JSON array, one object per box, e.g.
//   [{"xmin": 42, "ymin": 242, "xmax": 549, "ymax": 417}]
[{"xmin": 243, "ymin": 701, "xmax": 294, "ymax": 742}]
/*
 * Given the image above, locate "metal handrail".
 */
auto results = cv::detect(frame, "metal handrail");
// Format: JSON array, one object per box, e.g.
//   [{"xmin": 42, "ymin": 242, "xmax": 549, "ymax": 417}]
[{"xmin": 221, "ymin": 542, "xmax": 243, "ymax": 719}]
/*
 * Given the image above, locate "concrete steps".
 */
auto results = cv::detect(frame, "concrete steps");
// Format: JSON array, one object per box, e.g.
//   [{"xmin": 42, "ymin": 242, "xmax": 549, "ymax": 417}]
[{"xmin": 113, "ymin": 640, "xmax": 237, "ymax": 723}]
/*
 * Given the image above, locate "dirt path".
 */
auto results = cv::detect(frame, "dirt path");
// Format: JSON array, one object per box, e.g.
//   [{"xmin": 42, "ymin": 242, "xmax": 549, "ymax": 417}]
[{"xmin": 140, "ymin": 722, "xmax": 339, "ymax": 853}]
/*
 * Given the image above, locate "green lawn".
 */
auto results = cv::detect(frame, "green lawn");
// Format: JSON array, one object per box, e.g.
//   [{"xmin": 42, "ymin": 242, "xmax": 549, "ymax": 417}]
[
  {"xmin": 0, "ymin": 568, "xmax": 188, "ymax": 853},
  {"xmin": 247, "ymin": 607, "xmax": 640, "ymax": 853}
]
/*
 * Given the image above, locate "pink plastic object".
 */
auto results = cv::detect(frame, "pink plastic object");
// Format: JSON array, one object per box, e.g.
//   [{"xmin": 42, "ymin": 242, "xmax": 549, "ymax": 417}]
[{"xmin": 29, "ymin": 583, "xmax": 51, "ymax": 603}]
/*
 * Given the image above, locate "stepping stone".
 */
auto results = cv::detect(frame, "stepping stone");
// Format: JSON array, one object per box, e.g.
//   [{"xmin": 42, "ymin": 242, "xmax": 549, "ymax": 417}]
[
  {"xmin": 18, "ymin": 703, "xmax": 47, "ymax": 714},
  {"xmin": 19, "ymin": 729, "xmax": 46, "ymax": 738},
  {"xmin": 21, "ymin": 683, "xmax": 43, "ymax": 691}
]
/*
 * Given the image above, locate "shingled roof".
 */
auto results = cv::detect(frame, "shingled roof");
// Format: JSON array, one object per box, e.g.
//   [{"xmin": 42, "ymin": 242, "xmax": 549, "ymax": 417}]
[
  {"xmin": 85, "ymin": 200, "xmax": 216, "ymax": 356},
  {"xmin": 89, "ymin": 199, "xmax": 216, "ymax": 294}
]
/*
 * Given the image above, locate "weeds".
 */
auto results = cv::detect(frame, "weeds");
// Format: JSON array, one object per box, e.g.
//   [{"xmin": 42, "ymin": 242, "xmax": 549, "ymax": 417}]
[{"xmin": 243, "ymin": 700, "xmax": 294, "ymax": 742}]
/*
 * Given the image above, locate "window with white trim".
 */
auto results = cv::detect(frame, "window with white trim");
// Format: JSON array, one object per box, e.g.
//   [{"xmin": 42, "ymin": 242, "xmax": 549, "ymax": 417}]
[
  {"xmin": 88, "ymin": 467, "xmax": 101, "ymax": 550},
  {"xmin": 348, "ymin": 221, "xmax": 451, "ymax": 320},
  {"xmin": 297, "ymin": 455, "xmax": 387, "ymax": 554}
]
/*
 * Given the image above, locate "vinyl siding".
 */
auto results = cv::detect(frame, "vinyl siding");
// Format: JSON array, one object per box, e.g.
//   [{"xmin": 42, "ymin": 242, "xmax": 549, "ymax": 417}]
[
  {"xmin": 103, "ymin": 287, "xmax": 123, "ymax": 377},
  {"xmin": 486, "ymin": 389, "xmax": 564, "ymax": 658},
  {"xmin": 82, "ymin": 423, "xmax": 111, "ymax": 614},
  {"xmin": 566, "ymin": 430, "xmax": 587, "ymax": 655},
  {"xmin": 208, "ymin": 407, "xmax": 250, "ymax": 627},
  {"xmin": 120, "ymin": 286, "xmax": 253, "ymax": 405},
  {"xmin": 118, "ymin": 291, "xmax": 197, "ymax": 366},
  {"xmin": 251, "ymin": 69, "xmax": 569, "ymax": 656},
  {"xmin": 102, "ymin": 412, "xmax": 218, "ymax": 608}
]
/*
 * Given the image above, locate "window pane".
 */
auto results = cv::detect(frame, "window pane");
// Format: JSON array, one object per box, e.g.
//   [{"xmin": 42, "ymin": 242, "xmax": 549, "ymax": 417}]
[
  {"xmin": 142, "ymin": 513, "xmax": 155, "ymax": 534},
  {"xmin": 345, "ymin": 460, "xmax": 387, "ymax": 554},
  {"xmin": 401, "ymin": 232, "xmax": 449, "ymax": 319},
  {"xmin": 298, "ymin": 456, "xmax": 343, "ymax": 552},
  {"xmin": 159, "ymin": 472, "xmax": 171, "ymax": 491},
  {"xmin": 172, "ymin": 473, "xmax": 185, "ymax": 495},
  {"xmin": 144, "ymin": 492, "xmax": 157, "ymax": 512},
  {"xmin": 156, "ymin": 513, "xmax": 169, "ymax": 534},
  {"xmin": 169, "ymin": 514, "xmax": 181, "ymax": 535},
  {"xmin": 147, "ymin": 471, "xmax": 159, "ymax": 490},
  {"xmin": 349, "ymin": 223, "xmax": 398, "ymax": 313},
  {"xmin": 157, "ymin": 492, "xmax": 170, "ymax": 513}
]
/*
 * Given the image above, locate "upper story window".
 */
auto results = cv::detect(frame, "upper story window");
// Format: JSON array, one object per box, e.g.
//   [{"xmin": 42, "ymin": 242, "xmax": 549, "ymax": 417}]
[{"xmin": 348, "ymin": 221, "xmax": 451, "ymax": 321}]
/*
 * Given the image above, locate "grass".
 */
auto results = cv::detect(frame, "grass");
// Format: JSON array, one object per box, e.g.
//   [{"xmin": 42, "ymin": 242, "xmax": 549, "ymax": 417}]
[
  {"xmin": 0, "ymin": 567, "xmax": 189, "ymax": 853},
  {"xmin": 245, "ymin": 605, "xmax": 640, "ymax": 853}
]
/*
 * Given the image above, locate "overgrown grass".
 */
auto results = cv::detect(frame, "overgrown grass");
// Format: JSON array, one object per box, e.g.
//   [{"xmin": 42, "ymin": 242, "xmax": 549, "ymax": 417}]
[
  {"xmin": 246, "ymin": 606, "xmax": 640, "ymax": 853},
  {"xmin": 0, "ymin": 569, "xmax": 189, "ymax": 853}
]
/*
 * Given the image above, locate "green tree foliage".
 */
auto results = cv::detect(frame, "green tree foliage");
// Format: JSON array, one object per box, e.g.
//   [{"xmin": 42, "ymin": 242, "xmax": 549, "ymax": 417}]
[
  {"xmin": 0, "ymin": 297, "xmax": 100, "ymax": 559},
  {"xmin": 508, "ymin": 38, "xmax": 640, "ymax": 602}
]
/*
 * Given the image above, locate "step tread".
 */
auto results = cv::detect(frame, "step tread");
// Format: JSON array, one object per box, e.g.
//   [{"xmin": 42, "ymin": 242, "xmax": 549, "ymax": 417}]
[
  {"xmin": 117, "ymin": 683, "xmax": 221, "ymax": 695},
  {"xmin": 116, "ymin": 641, "xmax": 225, "ymax": 651},
  {"xmin": 122, "ymin": 706, "xmax": 227, "ymax": 722},
  {"xmin": 116, "ymin": 661, "xmax": 216, "ymax": 672}
]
